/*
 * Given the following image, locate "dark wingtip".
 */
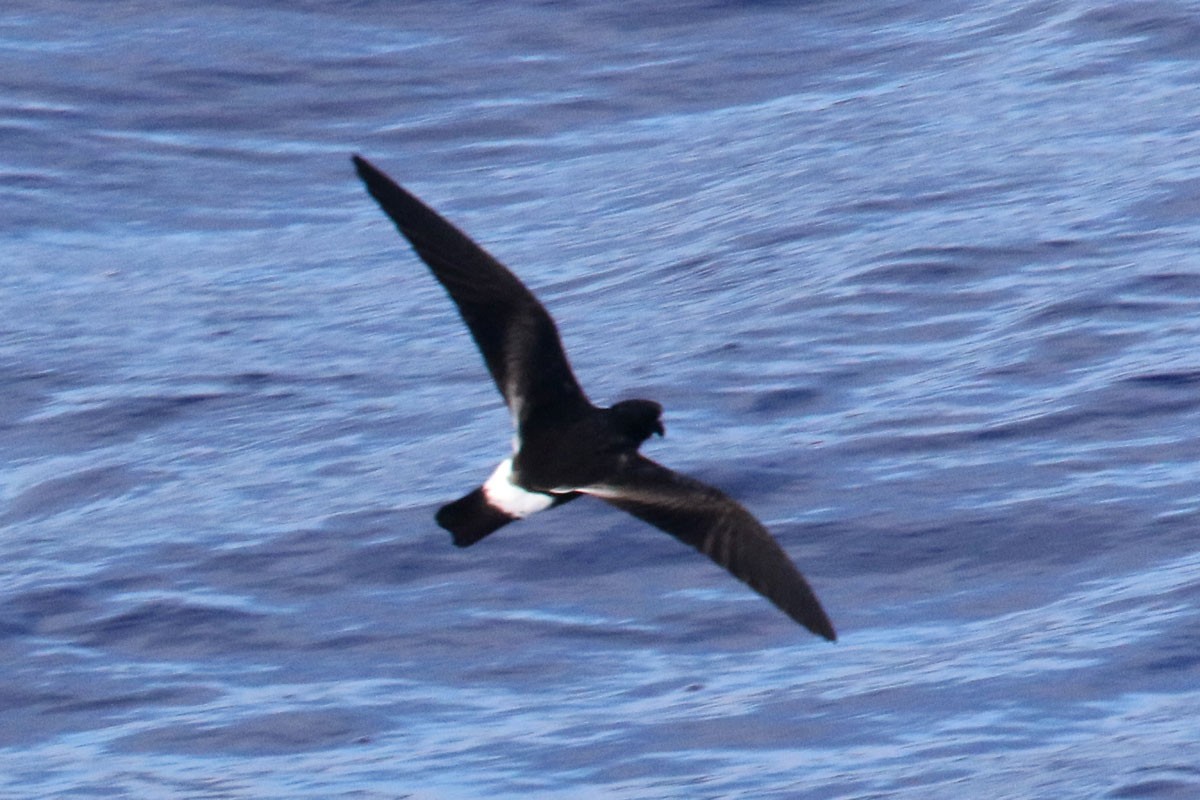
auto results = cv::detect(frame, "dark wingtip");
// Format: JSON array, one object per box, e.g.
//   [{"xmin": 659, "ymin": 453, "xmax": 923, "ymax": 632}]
[
  {"xmin": 783, "ymin": 587, "xmax": 837, "ymax": 641},
  {"xmin": 804, "ymin": 605, "xmax": 838, "ymax": 642},
  {"xmin": 351, "ymin": 153, "xmax": 382, "ymax": 184}
]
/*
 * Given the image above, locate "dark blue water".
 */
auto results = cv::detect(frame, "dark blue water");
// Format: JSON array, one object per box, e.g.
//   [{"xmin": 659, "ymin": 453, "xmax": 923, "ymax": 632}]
[{"xmin": 4, "ymin": 1, "xmax": 1200, "ymax": 797}]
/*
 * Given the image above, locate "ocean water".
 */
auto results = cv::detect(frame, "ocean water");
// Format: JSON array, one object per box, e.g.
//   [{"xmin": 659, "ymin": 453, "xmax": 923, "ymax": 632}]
[{"xmin": 3, "ymin": 1, "xmax": 1200, "ymax": 797}]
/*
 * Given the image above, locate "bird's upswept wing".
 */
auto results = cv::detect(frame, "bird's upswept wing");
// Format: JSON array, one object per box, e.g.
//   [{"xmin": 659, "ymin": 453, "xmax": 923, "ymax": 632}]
[
  {"xmin": 582, "ymin": 456, "xmax": 836, "ymax": 640},
  {"xmin": 353, "ymin": 155, "xmax": 589, "ymax": 428}
]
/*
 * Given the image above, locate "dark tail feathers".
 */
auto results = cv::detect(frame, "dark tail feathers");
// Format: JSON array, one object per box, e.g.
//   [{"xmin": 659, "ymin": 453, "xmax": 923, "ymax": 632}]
[
  {"xmin": 436, "ymin": 488, "xmax": 516, "ymax": 548},
  {"xmin": 436, "ymin": 488, "xmax": 581, "ymax": 548}
]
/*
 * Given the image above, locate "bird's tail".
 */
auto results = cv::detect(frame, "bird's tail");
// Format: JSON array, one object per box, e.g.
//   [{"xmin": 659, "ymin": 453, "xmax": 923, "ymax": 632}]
[
  {"xmin": 436, "ymin": 488, "xmax": 517, "ymax": 547},
  {"xmin": 436, "ymin": 488, "xmax": 581, "ymax": 548}
]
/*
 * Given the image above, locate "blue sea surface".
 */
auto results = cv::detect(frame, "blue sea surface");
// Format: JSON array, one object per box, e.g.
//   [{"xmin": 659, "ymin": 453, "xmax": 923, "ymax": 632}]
[{"xmin": 3, "ymin": 1, "xmax": 1200, "ymax": 797}]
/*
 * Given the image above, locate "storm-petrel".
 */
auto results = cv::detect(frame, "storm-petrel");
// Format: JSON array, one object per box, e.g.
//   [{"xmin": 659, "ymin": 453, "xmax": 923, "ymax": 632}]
[{"xmin": 353, "ymin": 155, "xmax": 836, "ymax": 641}]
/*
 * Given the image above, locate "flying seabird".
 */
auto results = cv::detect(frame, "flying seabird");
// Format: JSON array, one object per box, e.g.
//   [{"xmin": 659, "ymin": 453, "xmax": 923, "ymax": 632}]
[{"xmin": 353, "ymin": 155, "xmax": 836, "ymax": 641}]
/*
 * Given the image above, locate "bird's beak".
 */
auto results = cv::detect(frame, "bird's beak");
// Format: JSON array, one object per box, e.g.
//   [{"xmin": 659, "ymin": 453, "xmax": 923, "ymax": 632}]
[{"xmin": 653, "ymin": 421, "xmax": 665, "ymax": 437}]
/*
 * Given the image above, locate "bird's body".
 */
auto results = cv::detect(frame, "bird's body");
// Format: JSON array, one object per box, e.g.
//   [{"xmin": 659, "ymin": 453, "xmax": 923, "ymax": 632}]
[{"xmin": 353, "ymin": 155, "xmax": 836, "ymax": 641}]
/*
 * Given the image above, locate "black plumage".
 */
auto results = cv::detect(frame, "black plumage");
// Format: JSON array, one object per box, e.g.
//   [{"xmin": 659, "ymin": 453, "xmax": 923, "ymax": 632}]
[{"xmin": 353, "ymin": 155, "xmax": 836, "ymax": 641}]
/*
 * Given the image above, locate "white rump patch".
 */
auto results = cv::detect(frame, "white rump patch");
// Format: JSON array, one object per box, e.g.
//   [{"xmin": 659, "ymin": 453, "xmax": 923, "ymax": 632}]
[{"xmin": 483, "ymin": 458, "xmax": 555, "ymax": 518}]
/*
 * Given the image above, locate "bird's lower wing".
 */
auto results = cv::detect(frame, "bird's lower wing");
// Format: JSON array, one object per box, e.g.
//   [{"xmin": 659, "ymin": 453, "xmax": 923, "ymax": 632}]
[
  {"xmin": 581, "ymin": 456, "xmax": 836, "ymax": 640},
  {"xmin": 353, "ymin": 155, "xmax": 588, "ymax": 425}
]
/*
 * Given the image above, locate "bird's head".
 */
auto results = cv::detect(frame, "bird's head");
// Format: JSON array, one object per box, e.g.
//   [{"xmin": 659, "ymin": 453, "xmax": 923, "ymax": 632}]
[{"xmin": 610, "ymin": 399, "xmax": 665, "ymax": 445}]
